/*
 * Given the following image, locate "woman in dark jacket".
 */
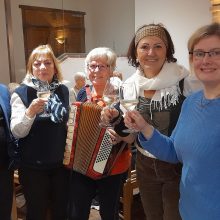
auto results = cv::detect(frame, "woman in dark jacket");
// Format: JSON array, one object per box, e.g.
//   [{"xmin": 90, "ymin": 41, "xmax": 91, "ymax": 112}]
[
  {"xmin": 0, "ymin": 83, "xmax": 14, "ymax": 220},
  {"xmin": 10, "ymin": 44, "xmax": 69, "ymax": 220}
]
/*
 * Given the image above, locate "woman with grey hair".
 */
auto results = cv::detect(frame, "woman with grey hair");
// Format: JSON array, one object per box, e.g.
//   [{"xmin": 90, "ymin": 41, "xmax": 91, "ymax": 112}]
[{"xmin": 67, "ymin": 47, "xmax": 131, "ymax": 220}]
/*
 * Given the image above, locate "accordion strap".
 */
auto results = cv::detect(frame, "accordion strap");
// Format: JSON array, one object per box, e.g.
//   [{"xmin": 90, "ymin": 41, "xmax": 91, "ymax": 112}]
[
  {"xmin": 106, "ymin": 142, "xmax": 127, "ymax": 176},
  {"xmin": 85, "ymin": 84, "xmax": 105, "ymax": 107},
  {"xmin": 85, "ymin": 84, "xmax": 92, "ymax": 102}
]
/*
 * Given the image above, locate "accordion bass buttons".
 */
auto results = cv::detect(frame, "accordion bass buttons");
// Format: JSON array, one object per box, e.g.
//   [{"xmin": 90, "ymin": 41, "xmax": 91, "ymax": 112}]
[
  {"xmin": 93, "ymin": 131, "xmax": 113, "ymax": 174},
  {"xmin": 64, "ymin": 105, "xmax": 77, "ymax": 165},
  {"xmin": 67, "ymin": 125, "xmax": 74, "ymax": 133}
]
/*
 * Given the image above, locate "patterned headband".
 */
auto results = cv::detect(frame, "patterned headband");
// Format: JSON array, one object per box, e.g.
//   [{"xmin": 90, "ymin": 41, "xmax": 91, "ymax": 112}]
[{"xmin": 135, "ymin": 25, "xmax": 168, "ymax": 48}]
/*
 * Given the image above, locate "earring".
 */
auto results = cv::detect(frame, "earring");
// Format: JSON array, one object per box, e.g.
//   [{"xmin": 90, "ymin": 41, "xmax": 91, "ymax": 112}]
[{"xmin": 136, "ymin": 58, "xmax": 139, "ymax": 63}]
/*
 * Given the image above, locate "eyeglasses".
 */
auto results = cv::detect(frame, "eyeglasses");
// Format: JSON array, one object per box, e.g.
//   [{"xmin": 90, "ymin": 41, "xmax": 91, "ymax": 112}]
[
  {"xmin": 189, "ymin": 49, "xmax": 220, "ymax": 59},
  {"xmin": 87, "ymin": 64, "xmax": 109, "ymax": 72}
]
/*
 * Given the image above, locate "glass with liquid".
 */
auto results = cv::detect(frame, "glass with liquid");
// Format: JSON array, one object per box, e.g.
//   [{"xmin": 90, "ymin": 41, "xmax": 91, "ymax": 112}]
[
  {"xmin": 37, "ymin": 81, "xmax": 51, "ymax": 117},
  {"xmin": 99, "ymin": 79, "xmax": 120, "ymax": 128},
  {"xmin": 119, "ymin": 81, "xmax": 139, "ymax": 133}
]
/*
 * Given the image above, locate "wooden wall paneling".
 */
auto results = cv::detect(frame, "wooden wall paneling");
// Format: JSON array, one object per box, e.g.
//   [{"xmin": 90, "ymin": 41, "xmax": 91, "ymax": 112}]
[{"xmin": 19, "ymin": 5, "xmax": 86, "ymax": 62}]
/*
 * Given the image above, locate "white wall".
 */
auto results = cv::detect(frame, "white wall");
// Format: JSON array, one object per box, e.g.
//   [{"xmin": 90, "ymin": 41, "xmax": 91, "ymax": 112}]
[
  {"xmin": 1, "ymin": 0, "xmax": 134, "ymax": 84},
  {"xmin": 60, "ymin": 56, "xmax": 136, "ymax": 88},
  {"xmin": 90, "ymin": 0, "xmax": 135, "ymax": 55},
  {"xmin": 135, "ymin": 0, "xmax": 212, "ymax": 69},
  {"xmin": 0, "ymin": 0, "xmax": 213, "ymax": 84}
]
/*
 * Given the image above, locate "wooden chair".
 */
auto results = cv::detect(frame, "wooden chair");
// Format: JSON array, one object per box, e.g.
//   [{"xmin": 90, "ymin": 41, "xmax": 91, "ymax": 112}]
[
  {"xmin": 11, "ymin": 170, "xmax": 20, "ymax": 220},
  {"xmin": 119, "ymin": 168, "xmax": 139, "ymax": 220}
]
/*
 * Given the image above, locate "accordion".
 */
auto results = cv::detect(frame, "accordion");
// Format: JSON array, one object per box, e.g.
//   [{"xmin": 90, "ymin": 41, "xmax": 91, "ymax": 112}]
[{"xmin": 63, "ymin": 102, "xmax": 125, "ymax": 179}]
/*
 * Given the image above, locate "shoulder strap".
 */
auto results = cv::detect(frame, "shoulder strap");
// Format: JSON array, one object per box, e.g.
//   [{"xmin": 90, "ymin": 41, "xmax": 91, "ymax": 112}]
[
  {"xmin": 179, "ymin": 79, "xmax": 184, "ymax": 94},
  {"xmin": 85, "ymin": 84, "xmax": 92, "ymax": 101}
]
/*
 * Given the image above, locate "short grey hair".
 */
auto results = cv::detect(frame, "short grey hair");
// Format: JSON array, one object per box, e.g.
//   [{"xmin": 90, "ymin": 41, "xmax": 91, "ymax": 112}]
[
  {"xmin": 85, "ymin": 47, "xmax": 117, "ymax": 73},
  {"xmin": 74, "ymin": 72, "xmax": 86, "ymax": 82}
]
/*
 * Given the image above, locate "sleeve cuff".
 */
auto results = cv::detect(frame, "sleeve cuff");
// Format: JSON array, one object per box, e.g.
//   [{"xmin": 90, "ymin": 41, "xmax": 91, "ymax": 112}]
[{"xmin": 23, "ymin": 111, "xmax": 36, "ymax": 125}]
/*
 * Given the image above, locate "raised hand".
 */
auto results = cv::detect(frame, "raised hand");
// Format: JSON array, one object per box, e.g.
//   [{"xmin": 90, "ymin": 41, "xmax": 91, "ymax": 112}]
[
  {"xmin": 124, "ymin": 110, "xmax": 154, "ymax": 138},
  {"xmin": 100, "ymin": 107, "xmax": 120, "ymax": 126},
  {"xmin": 26, "ymin": 98, "xmax": 46, "ymax": 118}
]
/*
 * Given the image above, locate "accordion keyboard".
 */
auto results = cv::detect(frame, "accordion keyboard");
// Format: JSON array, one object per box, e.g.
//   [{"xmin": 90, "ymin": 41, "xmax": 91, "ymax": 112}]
[{"xmin": 93, "ymin": 131, "xmax": 112, "ymax": 173}]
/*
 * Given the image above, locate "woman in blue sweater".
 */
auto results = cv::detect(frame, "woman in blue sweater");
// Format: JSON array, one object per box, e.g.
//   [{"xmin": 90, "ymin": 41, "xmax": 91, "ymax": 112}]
[{"xmin": 124, "ymin": 22, "xmax": 220, "ymax": 220}]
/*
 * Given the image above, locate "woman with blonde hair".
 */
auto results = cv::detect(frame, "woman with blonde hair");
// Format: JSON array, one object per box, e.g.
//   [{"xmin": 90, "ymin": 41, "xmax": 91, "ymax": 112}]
[{"xmin": 10, "ymin": 44, "xmax": 70, "ymax": 220}]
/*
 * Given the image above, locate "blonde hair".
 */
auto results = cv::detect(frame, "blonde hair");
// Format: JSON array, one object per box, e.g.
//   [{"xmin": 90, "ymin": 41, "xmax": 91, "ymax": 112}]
[
  {"xmin": 188, "ymin": 23, "xmax": 220, "ymax": 72},
  {"xmin": 26, "ymin": 44, "xmax": 63, "ymax": 81}
]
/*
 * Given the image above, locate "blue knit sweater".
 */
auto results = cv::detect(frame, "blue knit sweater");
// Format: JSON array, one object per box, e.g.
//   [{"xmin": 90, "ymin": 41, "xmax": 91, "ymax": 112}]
[{"xmin": 138, "ymin": 90, "xmax": 220, "ymax": 220}]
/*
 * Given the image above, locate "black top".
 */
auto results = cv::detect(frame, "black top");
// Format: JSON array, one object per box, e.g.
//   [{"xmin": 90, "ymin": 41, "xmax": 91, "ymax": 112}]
[
  {"xmin": 137, "ymin": 79, "xmax": 185, "ymax": 136},
  {"xmin": 0, "ymin": 106, "xmax": 9, "ymax": 168}
]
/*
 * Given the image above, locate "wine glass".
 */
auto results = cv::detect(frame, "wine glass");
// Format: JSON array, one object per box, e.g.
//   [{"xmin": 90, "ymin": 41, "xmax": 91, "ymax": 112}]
[
  {"xmin": 119, "ymin": 81, "xmax": 139, "ymax": 133},
  {"xmin": 99, "ymin": 79, "xmax": 120, "ymax": 128},
  {"xmin": 37, "ymin": 81, "xmax": 51, "ymax": 117}
]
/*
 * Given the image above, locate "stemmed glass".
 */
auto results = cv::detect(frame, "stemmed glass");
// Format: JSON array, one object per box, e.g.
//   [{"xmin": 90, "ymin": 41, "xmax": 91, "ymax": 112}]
[
  {"xmin": 37, "ymin": 81, "xmax": 51, "ymax": 117},
  {"xmin": 99, "ymin": 79, "xmax": 120, "ymax": 128},
  {"xmin": 119, "ymin": 81, "xmax": 139, "ymax": 133}
]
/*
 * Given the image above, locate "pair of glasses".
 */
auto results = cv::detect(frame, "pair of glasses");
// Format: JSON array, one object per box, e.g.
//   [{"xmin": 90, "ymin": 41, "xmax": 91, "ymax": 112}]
[
  {"xmin": 189, "ymin": 49, "xmax": 220, "ymax": 59},
  {"xmin": 87, "ymin": 64, "xmax": 109, "ymax": 72}
]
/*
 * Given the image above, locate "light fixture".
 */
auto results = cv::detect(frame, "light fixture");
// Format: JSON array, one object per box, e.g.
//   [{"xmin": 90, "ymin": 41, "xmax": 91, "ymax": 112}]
[
  {"xmin": 55, "ymin": 0, "xmax": 66, "ymax": 46},
  {"xmin": 56, "ymin": 36, "xmax": 65, "ymax": 44}
]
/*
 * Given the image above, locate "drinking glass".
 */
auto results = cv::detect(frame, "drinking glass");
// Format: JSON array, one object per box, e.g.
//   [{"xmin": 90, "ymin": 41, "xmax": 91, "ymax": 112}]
[
  {"xmin": 99, "ymin": 79, "xmax": 120, "ymax": 128},
  {"xmin": 119, "ymin": 81, "xmax": 139, "ymax": 133},
  {"xmin": 37, "ymin": 81, "xmax": 51, "ymax": 117}
]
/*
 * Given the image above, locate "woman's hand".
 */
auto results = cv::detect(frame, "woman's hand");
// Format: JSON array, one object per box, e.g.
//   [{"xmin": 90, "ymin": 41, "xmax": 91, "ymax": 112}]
[
  {"xmin": 124, "ymin": 110, "xmax": 154, "ymax": 139},
  {"xmin": 100, "ymin": 107, "xmax": 120, "ymax": 125},
  {"xmin": 25, "ymin": 98, "xmax": 46, "ymax": 118},
  {"xmin": 107, "ymin": 128, "xmax": 122, "ymax": 145}
]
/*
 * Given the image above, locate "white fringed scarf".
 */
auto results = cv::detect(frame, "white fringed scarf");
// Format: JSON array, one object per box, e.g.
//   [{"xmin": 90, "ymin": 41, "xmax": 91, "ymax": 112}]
[
  {"xmin": 131, "ymin": 62, "xmax": 189, "ymax": 158},
  {"xmin": 126, "ymin": 62, "xmax": 189, "ymax": 110}
]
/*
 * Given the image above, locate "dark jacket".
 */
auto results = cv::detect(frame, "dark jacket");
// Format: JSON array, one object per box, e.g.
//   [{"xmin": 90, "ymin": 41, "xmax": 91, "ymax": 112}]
[
  {"xmin": 0, "ymin": 84, "xmax": 16, "ymax": 169},
  {"xmin": 15, "ymin": 84, "xmax": 69, "ymax": 169}
]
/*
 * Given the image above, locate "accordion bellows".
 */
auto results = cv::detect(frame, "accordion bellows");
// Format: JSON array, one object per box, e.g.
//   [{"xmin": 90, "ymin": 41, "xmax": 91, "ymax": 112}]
[{"xmin": 63, "ymin": 102, "xmax": 122, "ymax": 179}]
